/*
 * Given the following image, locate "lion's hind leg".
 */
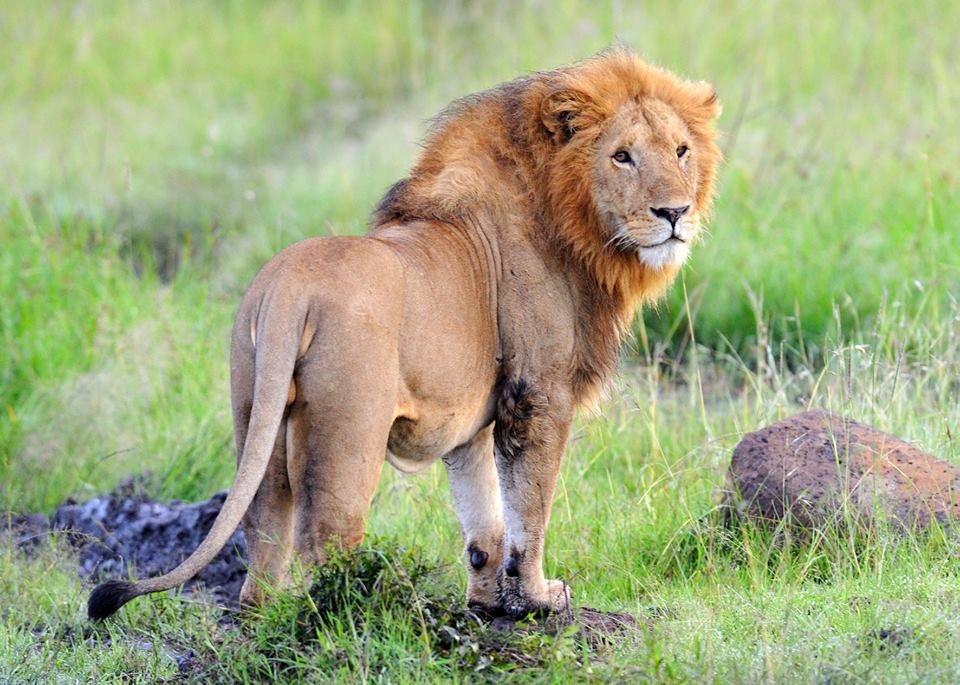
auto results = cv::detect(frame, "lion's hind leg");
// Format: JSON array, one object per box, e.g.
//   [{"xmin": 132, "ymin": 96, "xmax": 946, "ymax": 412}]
[
  {"xmin": 284, "ymin": 340, "xmax": 395, "ymax": 571},
  {"xmin": 231, "ymin": 343, "xmax": 296, "ymax": 609},
  {"xmin": 238, "ymin": 423, "xmax": 295, "ymax": 607}
]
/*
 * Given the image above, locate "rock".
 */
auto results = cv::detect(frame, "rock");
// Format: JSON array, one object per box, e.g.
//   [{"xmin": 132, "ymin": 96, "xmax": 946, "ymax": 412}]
[{"xmin": 728, "ymin": 410, "xmax": 960, "ymax": 529}]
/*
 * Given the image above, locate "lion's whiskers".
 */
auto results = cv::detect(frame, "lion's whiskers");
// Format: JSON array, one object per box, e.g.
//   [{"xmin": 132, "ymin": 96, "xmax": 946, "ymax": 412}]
[{"xmin": 604, "ymin": 225, "xmax": 640, "ymax": 254}]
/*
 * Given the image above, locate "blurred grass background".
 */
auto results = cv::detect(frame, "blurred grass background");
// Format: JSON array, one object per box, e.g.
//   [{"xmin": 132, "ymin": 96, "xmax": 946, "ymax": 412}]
[{"xmin": 2, "ymin": 1, "xmax": 960, "ymax": 682}]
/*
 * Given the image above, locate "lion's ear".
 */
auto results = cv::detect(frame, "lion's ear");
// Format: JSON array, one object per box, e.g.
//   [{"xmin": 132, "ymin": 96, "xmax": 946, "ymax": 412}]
[
  {"xmin": 541, "ymin": 88, "xmax": 601, "ymax": 143},
  {"xmin": 689, "ymin": 82, "xmax": 722, "ymax": 123}
]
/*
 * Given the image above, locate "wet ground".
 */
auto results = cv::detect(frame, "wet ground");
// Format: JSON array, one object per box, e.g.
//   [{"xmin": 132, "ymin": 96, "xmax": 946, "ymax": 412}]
[
  {"xmin": 491, "ymin": 606, "xmax": 639, "ymax": 647},
  {"xmin": 3, "ymin": 478, "xmax": 247, "ymax": 607}
]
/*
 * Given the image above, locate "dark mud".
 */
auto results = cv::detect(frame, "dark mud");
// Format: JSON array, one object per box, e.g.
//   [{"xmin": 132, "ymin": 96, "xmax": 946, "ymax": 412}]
[
  {"xmin": 490, "ymin": 606, "xmax": 639, "ymax": 648},
  {"xmin": 253, "ymin": 544, "xmax": 642, "ymax": 676},
  {"xmin": 3, "ymin": 479, "xmax": 247, "ymax": 606},
  {"xmin": 1, "ymin": 512, "xmax": 49, "ymax": 549}
]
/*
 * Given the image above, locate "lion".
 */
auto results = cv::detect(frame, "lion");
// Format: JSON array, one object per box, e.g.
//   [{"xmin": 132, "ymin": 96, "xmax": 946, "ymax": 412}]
[{"xmin": 88, "ymin": 48, "xmax": 722, "ymax": 620}]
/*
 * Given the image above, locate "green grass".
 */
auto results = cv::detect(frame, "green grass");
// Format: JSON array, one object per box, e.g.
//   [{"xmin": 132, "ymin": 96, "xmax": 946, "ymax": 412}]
[
  {"xmin": 4, "ymin": 321, "xmax": 960, "ymax": 682},
  {"xmin": 1, "ymin": 0, "xmax": 959, "ymax": 682}
]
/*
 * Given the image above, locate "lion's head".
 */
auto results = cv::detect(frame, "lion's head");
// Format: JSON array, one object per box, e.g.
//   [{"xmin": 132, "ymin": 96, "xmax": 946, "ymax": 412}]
[
  {"xmin": 376, "ymin": 48, "xmax": 721, "ymax": 302},
  {"xmin": 531, "ymin": 49, "xmax": 722, "ymax": 293}
]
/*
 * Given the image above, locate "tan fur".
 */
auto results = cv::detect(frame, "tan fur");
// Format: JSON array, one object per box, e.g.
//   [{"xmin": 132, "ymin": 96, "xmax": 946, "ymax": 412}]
[{"xmin": 87, "ymin": 49, "xmax": 721, "ymax": 621}]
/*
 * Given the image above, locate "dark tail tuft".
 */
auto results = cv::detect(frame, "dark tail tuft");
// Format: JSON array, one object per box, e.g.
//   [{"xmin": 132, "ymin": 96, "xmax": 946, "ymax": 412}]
[{"xmin": 88, "ymin": 580, "xmax": 138, "ymax": 620}]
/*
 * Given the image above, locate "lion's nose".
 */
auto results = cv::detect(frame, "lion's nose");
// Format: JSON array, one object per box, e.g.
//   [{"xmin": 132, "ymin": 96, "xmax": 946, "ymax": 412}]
[{"xmin": 650, "ymin": 205, "xmax": 689, "ymax": 228}]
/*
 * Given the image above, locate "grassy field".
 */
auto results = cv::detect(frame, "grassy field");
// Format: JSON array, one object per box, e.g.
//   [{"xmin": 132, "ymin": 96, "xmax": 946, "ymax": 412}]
[{"xmin": 1, "ymin": 0, "xmax": 959, "ymax": 682}]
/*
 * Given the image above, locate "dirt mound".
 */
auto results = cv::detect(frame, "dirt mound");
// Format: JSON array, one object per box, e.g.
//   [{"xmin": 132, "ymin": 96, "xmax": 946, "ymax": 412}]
[{"xmin": 729, "ymin": 410, "xmax": 960, "ymax": 529}]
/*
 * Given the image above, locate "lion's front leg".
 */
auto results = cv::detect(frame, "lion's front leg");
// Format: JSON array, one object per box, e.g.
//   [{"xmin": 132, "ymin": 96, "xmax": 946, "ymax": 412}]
[
  {"xmin": 443, "ymin": 425, "xmax": 505, "ymax": 614},
  {"xmin": 493, "ymin": 376, "xmax": 573, "ymax": 618}
]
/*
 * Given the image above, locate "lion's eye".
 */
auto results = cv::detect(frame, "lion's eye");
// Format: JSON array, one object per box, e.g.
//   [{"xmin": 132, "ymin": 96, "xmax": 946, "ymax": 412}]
[
  {"xmin": 676, "ymin": 144, "xmax": 689, "ymax": 159},
  {"xmin": 612, "ymin": 149, "xmax": 633, "ymax": 165}
]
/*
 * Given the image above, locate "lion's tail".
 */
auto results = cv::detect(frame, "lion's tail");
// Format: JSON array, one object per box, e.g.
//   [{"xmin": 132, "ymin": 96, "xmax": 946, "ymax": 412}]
[{"xmin": 87, "ymin": 287, "xmax": 303, "ymax": 620}]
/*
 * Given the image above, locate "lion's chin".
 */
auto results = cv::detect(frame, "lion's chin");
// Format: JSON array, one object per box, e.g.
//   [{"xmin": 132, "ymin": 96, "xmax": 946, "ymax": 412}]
[{"xmin": 636, "ymin": 239, "xmax": 690, "ymax": 270}]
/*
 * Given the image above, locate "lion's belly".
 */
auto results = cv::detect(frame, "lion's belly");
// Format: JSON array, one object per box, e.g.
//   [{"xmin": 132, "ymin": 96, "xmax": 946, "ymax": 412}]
[{"xmin": 385, "ymin": 399, "xmax": 495, "ymax": 473}]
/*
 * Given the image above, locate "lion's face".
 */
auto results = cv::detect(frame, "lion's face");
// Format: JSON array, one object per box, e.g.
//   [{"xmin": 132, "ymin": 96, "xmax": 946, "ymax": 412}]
[
  {"xmin": 591, "ymin": 99, "xmax": 705, "ymax": 270},
  {"xmin": 539, "ymin": 60, "xmax": 720, "ymax": 280}
]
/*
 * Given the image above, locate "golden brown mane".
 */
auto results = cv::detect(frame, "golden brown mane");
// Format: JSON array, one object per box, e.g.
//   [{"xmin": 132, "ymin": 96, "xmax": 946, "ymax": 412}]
[{"xmin": 374, "ymin": 48, "xmax": 722, "ymax": 400}]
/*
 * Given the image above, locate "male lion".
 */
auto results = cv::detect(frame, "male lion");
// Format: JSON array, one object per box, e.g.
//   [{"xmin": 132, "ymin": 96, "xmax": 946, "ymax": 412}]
[{"xmin": 89, "ymin": 49, "xmax": 721, "ymax": 620}]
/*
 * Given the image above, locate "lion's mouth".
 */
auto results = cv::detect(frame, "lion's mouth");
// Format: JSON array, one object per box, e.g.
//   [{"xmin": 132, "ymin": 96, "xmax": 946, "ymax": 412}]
[{"xmin": 640, "ymin": 235, "xmax": 685, "ymax": 249}]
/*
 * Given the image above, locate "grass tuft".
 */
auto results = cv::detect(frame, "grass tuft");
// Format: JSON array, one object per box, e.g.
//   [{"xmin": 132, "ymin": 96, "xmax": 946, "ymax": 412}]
[{"xmin": 210, "ymin": 544, "xmax": 604, "ymax": 682}]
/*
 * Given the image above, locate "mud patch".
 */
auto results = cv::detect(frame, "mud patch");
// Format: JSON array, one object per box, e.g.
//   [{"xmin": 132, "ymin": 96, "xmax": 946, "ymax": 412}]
[
  {"xmin": 3, "ymin": 479, "xmax": 247, "ymax": 606},
  {"xmin": 489, "ymin": 607, "xmax": 639, "ymax": 650},
  {"xmin": 0, "ymin": 512, "xmax": 50, "ymax": 550},
  {"xmin": 861, "ymin": 625, "xmax": 915, "ymax": 653}
]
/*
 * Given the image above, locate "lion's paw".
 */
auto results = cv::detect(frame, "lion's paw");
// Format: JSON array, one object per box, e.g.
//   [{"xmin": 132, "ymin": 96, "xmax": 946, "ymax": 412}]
[
  {"xmin": 497, "ymin": 572, "xmax": 573, "ymax": 619},
  {"xmin": 544, "ymin": 579, "xmax": 573, "ymax": 612}
]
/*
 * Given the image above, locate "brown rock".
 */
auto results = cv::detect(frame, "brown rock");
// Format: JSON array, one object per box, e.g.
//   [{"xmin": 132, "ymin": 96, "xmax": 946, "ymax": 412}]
[{"xmin": 728, "ymin": 410, "xmax": 960, "ymax": 529}]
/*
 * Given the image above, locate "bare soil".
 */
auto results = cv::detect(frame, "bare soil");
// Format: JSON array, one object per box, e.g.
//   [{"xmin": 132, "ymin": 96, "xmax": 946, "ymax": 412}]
[{"xmin": 3, "ymin": 478, "xmax": 247, "ymax": 606}]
